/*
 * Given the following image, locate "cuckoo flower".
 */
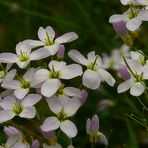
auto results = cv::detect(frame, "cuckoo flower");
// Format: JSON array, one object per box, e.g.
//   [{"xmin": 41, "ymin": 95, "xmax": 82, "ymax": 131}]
[
  {"xmin": 1, "ymin": 126, "xmax": 30, "ymax": 148},
  {"xmin": 118, "ymin": 59, "xmax": 148, "ymax": 96},
  {"xmin": 0, "ymin": 94, "xmax": 41, "ymax": 123},
  {"xmin": 33, "ymin": 60, "xmax": 82, "ymax": 98},
  {"xmin": 2, "ymin": 68, "xmax": 37, "ymax": 99},
  {"xmin": 41, "ymin": 97, "xmax": 81, "ymax": 138},
  {"xmin": 109, "ymin": 6, "xmax": 148, "ymax": 31},
  {"xmin": 68, "ymin": 50, "xmax": 115, "ymax": 89},
  {"xmin": 25, "ymin": 26, "xmax": 78, "ymax": 56},
  {"xmin": 86, "ymin": 114, "xmax": 108, "ymax": 145},
  {"xmin": 0, "ymin": 41, "xmax": 50, "ymax": 69}
]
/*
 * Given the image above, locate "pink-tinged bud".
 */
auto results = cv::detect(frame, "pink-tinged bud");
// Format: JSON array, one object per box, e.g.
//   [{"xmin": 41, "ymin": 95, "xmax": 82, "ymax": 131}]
[
  {"xmin": 112, "ymin": 20, "xmax": 128, "ymax": 37},
  {"xmin": 78, "ymin": 89, "xmax": 88, "ymax": 105},
  {"xmin": 4, "ymin": 126, "xmax": 21, "ymax": 137},
  {"xmin": 119, "ymin": 64, "xmax": 130, "ymax": 80},
  {"xmin": 32, "ymin": 139, "xmax": 40, "ymax": 148},
  {"xmin": 98, "ymin": 99, "xmax": 115, "ymax": 111},
  {"xmin": 57, "ymin": 45, "xmax": 65, "ymax": 58},
  {"xmin": 86, "ymin": 115, "xmax": 99, "ymax": 135}
]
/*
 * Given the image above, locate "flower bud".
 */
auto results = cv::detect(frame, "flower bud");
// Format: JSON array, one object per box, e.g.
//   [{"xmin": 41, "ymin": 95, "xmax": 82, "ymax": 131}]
[
  {"xmin": 119, "ymin": 64, "xmax": 130, "ymax": 80},
  {"xmin": 78, "ymin": 89, "xmax": 88, "ymax": 105},
  {"xmin": 57, "ymin": 45, "xmax": 65, "ymax": 58},
  {"xmin": 4, "ymin": 126, "xmax": 20, "ymax": 137},
  {"xmin": 32, "ymin": 139, "xmax": 40, "ymax": 148}
]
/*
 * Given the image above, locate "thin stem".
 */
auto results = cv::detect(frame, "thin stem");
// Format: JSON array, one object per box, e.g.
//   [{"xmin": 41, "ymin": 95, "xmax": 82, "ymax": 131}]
[{"xmin": 136, "ymin": 97, "xmax": 148, "ymax": 112}]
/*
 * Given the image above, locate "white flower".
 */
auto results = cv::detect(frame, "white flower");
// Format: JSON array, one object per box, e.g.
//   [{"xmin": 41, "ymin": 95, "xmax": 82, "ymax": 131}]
[
  {"xmin": 109, "ymin": 7, "xmax": 148, "ymax": 31},
  {"xmin": 33, "ymin": 60, "xmax": 82, "ymax": 98},
  {"xmin": 2, "ymin": 68, "xmax": 38, "ymax": 99},
  {"xmin": 1, "ymin": 126, "xmax": 30, "ymax": 148},
  {"xmin": 41, "ymin": 97, "xmax": 81, "ymax": 138},
  {"xmin": 68, "ymin": 50, "xmax": 115, "ymax": 89},
  {"xmin": 0, "ymin": 94, "xmax": 41, "ymax": 123},
  {"xmin": 117, "ymin": 59, "xmax": 148, "ymax": 96},
  {"xmin": 0, "ymin": 41, "xmax": 50, "ymax": 69},
  {"xmin": 25, "ymin": 26, "xmax": 78, "ymax": 56}
]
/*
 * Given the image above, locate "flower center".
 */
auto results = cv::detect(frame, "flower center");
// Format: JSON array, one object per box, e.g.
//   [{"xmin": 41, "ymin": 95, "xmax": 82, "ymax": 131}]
[
  {"xmin": 19, "ymin": 50, "xmax": 29, "ymax": 62},
  {"xmin": 87, "ymin": 55, "xmax": 99, "ymax": 71},
  {"xmin": 49, "ymin": 65, "xmax": 60, "ymax": 79},
  {"xmin": 56, "ymin": 84, "xmax": 65, "ymax": 96},
  {"xmin": 134, "ymin": 72, "xmax": 144, "ymax": 82},
  {"xmin": 0, "ymin": 71, "xmax": 6, "ymax": 79},
  {"xmin": 12, "ymin": 103, "xmax": 23, "ymax": 115},
  {"xmin": 44, "ymin": 32, "xmax": 54, "ymax": 46},
  {"xmin": 20, "ymin": 77, "xmax": 31, "ymax": 89},
  {"xmin": 128, "ymin": 6, "xmax": 139, "ymax": 19},
  {"xmin": 58, "ymin": 109, "xmax": 67, "ymax": 121}
]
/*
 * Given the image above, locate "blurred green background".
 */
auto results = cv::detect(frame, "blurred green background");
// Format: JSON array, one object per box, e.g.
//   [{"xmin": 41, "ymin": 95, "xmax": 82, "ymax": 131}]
[{"xmin": 0, "ymin": 0, "xmax": 148, "ymax": 148}]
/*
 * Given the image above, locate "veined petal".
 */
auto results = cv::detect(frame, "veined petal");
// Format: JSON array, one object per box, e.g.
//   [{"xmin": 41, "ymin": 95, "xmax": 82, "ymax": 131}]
[
  {"xmin": 0, "ymin": 53, "xmax": 18, "ymax": 63},
  {"xmin": 126, "ymin": 18, "xmax": 142, "ymax": 31},
  {"xmin": 97, "ymin": 69, "xmax": 115, "ymax": 86},
  {"xmin": 33, "ymin": 69, "xmax": 49, "ymax": 85},
  {"xmin": 46, "ymin": 96, "xmax": 62, "ymax": 115},
  {"xmin": 117, "ymin": 79, "xmax": 131, "ymax": 93},
  {"xmin": 21, "ymin": 94, "xmax": 42, "ymax": 107},
  {"xmin": 63, "ymin": 98, "xmax": 81, "ymax": 117},
  {"xmin": 0, "ymin": 110, "xmax": 14, "ymax": 123},
  {"xmin": 64, "ymin": 87, "xmax": 81, "ymax": 97},
  {"xmin": 60, "ymin": 120, "xmax": 77, "ymax": 138},
  {"xmin": 19, "ymin": 106, "xmax": 36, "ymax": 119},
  {"xmin": 0, "ymin": 96, "xmax": 16, "ymax": 110},
  {"xmin": 41, "ymin": 79, "xmax": 61, "ymax": 97},
  {"xmin": 130, "ymin": 82, "xmax": 145, "ymax": 96},
  {"xmin": 16, "ymin": 60, "xmax": 31, "ymax": 69},
  {"xmin": 2, "ymin": 80, "xmax": 20, "ymax": 89},
  {"xmin": 109, "ymin": 14, "xmax": 124, "ymax": 23},
  {"xmin": 68, "ymin": 50, "xmax": 88, "ymax": 65},
  {"xmin": 138, "ymin": 10, "xmax": 148, "ymax": 21},
  {"xmin": 41, "ymin": 116, "xmax": 60, "ymax": 132},
  {"xmin": 5, "ymin": 136, "xmax": 18, "ymax": 147},
  {"xmin": 16, "ymin": 42, "xmax": 31, "ymax": 55},
  {"xmin": 55, "ymin": 32, "xmax": 78, "ymax": 44},
  {"xmin": 60, "ymin": 64, "xmax": 83, "ymax": 79},
  {"xmin": 4, "ymin": 69, "xmax": 16, "ymax": 82},
  {"xmin": 24, "ymin": 39, "xmax": 44, "ymax": 47},
  {"xmin": 23, "ymin": 68, "xmax": 35, "ymax": 81},
  {"xmin": 14, "ymin": 88, "xmax": 29, "ymax": 100},
  {"xmin": 48, "ymin": 61, "xmax": 66, "ymax": 71},
  {"xmin": 12, "ymin": 142, "xmax": 29, "ymax": 148},
  {"xmin": 45, "ymin": 26, "xmax": 55, "ymax": 39},
  {"xmin": 30, "ymin": 48, "xmax": 50, "ymax": 60},
  {"xmin": 83, "ymin": 69, "xmax": 101, "ymax": 89},
  {"xmin": 45, "ymin": 44, "xmax": 59, "ymax": 56}
]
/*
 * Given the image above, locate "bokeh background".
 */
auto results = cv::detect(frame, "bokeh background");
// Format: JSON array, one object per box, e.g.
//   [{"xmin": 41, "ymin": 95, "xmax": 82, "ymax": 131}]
[{"xmin": 0, "ymin": 0, "xmax": 148, "ymax": 148}]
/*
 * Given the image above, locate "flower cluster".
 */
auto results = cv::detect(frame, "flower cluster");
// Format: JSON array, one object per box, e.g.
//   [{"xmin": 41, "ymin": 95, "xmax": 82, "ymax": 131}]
[{"xmin": 0, "ymin": 26, "xmax": 115, "ymax": 147}]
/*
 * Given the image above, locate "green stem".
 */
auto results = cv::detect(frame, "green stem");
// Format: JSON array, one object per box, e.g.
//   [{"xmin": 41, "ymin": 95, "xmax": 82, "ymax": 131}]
[{"xmin": 136, "ymin": 97, "xmax": 148, "ymax": 112}]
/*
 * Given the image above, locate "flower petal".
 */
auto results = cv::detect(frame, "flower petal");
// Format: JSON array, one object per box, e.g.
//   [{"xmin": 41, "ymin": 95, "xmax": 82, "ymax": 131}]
[
  {"xmin": 99, "ymin": 132, "xmax": 108, "ymax": 145},
  {"xmin": 55, "ymin": 32, "xmax": 78, "ymax": 44},
  {"xmin": 60, "ymin": 120, "xmax": 77, "ymax": 138},
  {"xmin": 16, "ymin": 42, "xmax": 31, "ymax": 55},
  {"xmin": 117, "ymin": 79, "xmax": 131, "ymax": 93},
  {"xmin": 0, "ymin": 96, "xmax": 16, "ymax": 110},
  {"xmin": 64, "ymin": 87, "xmax": 81, "ymax": 97},
  {"xmin": 83, "ymin": 69, "xmax": 101, "ymax": 89},
  {"xmin": 109, "ymin": 14, "xmax": 124, "ymax": 23},
  {"xmin": 97, "ymin": 69, "xmax": 115, "ymax": 86},
  {"xmin": 0, "ymin": 53, "xmax": 18, "ymax": 63},
  {"xmin": 126, "ymin": 18, "xmax": 142, "ymax": 31},
  {"xmin": 21, "ymin": 94, "xmax": 42, "ymax": 107},
  {"xmin": 23, "ymin": 68, "xmax": 35, "ymax": 81},
  {"xmin": 24, "ymin": 39, "xmax": 44, "ymax": 47},
  {"xmin": 2, "ymin": 80, "xmax": 20, "ymax": 89},
  {"xmin": 130, "ymin": 82, "xmax": 145, "ymax": 96},
  {"xmin": 30, "ymin": 48, "xmax": 50, "ymax": 60},
  {"xmin": 60, "ymin": 64, "xmax": 83, "ymax": 79},
  {"xmin": 45, "ymin": 44, "xmax": 60, "ymax": 56},
  {"xmin": 16, "ymin": 60, "xmax": 31, "ymax": 69},
  {"xmin": 139, "ymin": 10, "xmax": 148, "ymax": 21},
  {"xmin": 63, "ymin": 98, "xmax": 81, "ymax": 117},
  {"xmin": 48, "ymin": 61, "xmax": 66, "ymax": 71},
  {"xmin": 41, "ymin": 79, "xmax": 61, "ymax": 97},
  {"xmin": 33, "ymin": 69, "xmax": 49, "ymax": 86},
  {"xmin": 68, "ymin": 50, "xmax": 88, "ymax": 65},
  {"xmin": 14, "ymin": 88, "xmax": 29, "ymax": 100},
  {"xmin": 41, "ymin": 116, "xmax": 60, "ymax": 132},
  {"xmin": 46, "ymin": 96, "xmax": 62, "ymax": 115},
  {"xmin": 0, "ymin": 110, "xmax": 14, "ymax": 123},
  {"xmin": 4, "ymin": 69, "xmax": 16, "ymax": 82},
  {"xmin": 19, "ymin": 106, "xmax": 36, "ymax": 119}
]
